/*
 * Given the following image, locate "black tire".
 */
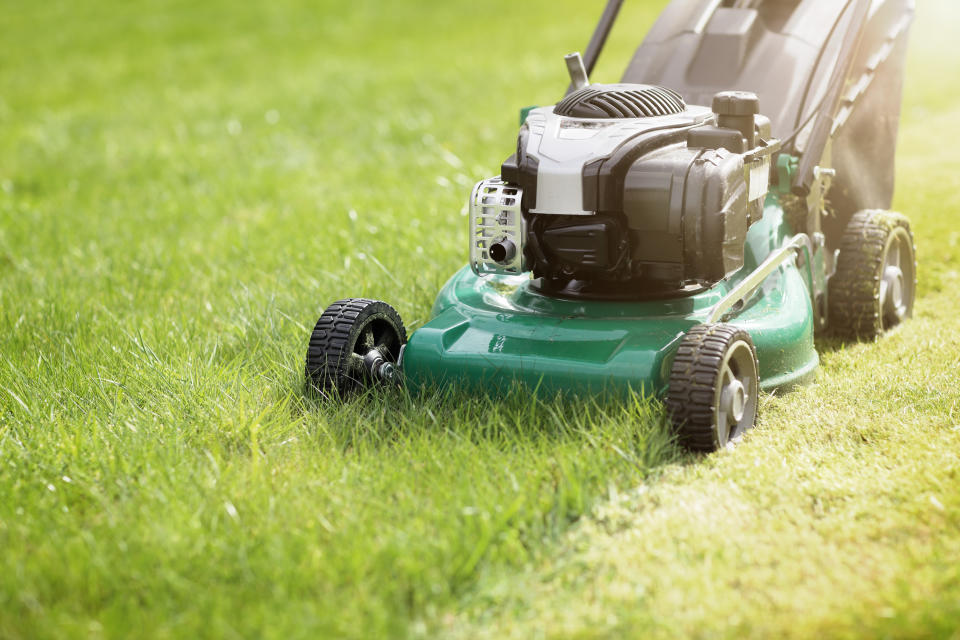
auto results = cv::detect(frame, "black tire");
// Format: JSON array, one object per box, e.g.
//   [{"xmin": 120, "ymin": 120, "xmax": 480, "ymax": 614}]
[
  {"xmin": 665, "ymin": 324, "xmax": 760, "ymax": 452},
  {"xmin": 828, "ymin": 210, "xmax": 916, "ymax": 339},
  {"xmin": 305, "ymin": 298, "xmax": 407, "ymax": 396}
]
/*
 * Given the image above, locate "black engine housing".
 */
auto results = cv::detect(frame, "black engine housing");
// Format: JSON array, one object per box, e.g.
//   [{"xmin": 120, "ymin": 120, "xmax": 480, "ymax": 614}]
[{"xmin": 502, "ymin": 90, "xmax": 774, "ymax": 295}]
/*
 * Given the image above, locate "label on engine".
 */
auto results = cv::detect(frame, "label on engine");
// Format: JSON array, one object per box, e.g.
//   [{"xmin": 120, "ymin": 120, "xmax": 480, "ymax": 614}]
[{"xmin": 748, "ymin": 156, "xmax": 770, "ymax": 202}]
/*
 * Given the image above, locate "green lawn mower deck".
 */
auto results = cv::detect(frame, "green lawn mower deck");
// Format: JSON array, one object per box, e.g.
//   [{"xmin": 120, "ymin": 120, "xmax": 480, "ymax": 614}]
[
  {"xmin": 402, "ymin": 202, "xmax": 818, "ymax": 397},
  {"xmin": 305, "ymin": 0, "xmax": 917, "ymax": 451}
]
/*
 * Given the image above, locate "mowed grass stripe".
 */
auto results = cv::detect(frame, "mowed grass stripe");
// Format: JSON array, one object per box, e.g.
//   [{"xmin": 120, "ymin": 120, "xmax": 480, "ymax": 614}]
[{"xmin": 444, "ymin": 293, "xmax": 960, "ymax": 639}]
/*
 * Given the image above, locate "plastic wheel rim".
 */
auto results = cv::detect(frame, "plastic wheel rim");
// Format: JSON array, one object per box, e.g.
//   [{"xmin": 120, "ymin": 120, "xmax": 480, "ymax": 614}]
[
  {"xmin": 714, "ymin": 339, "xmax": 758, "ymax": 446},
  {"xmin": 345, "ymin": 319, "xmax": 403, "ymax": 385},
  {"xmin": 879, "ymin": 227, "xmax": 915, "ymax": 329}
]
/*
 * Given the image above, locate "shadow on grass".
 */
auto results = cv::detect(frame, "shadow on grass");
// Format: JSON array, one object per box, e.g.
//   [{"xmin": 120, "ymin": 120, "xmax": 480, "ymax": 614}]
[
  {"xmin": 814, "ymin": 335, "xmax": 858, "ymax": 355},
  {"xmin": 815, "ymin": 328, "xmax": 901, "ymax": 356}
]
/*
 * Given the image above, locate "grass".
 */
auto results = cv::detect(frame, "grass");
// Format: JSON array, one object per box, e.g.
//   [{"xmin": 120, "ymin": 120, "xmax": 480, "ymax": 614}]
[{"xmin": 0, "ymin": 0, "xmax": 958, "ymax": 638}]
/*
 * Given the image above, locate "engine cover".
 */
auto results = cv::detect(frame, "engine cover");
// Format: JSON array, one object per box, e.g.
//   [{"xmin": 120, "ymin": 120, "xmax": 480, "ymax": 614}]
[
  {"xmin": 489, "ymin": 85, "xmax": 777, "ymax": 292},
  {"xmin": 504, "ymin": 85, "xmax": 713, "ymax": 217}
]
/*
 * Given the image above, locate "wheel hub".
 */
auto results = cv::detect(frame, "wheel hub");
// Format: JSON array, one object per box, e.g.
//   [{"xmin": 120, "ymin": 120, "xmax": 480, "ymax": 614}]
[
  {"xmin": 720, "ymin": 378, "xmax": 747, "ymax": 424},
  {"xmin": 362, "ymin": 347, "xmax": 399, "ymax": 383},
  {"xmin": 877, "ymin": 228, "xmax": 914, "ymax": 328},
  {"xmin": 882, "ymin": 265, "xmax": 905, "ymax": 319},
  {"xmin": 714, "ymin": 338, "xmax": 758, "ymax": 446}
]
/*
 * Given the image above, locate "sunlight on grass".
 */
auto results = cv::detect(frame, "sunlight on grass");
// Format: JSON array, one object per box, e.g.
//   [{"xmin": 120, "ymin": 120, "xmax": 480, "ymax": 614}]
[{"xmin": 1, "ymin": 0, "xmax": 958, "ymax": 638}]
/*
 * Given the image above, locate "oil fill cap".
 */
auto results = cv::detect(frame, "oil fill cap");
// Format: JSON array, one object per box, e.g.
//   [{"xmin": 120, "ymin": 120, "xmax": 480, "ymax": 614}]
[{"xmin": 712, "ymin": 91, "xmax": 760, "ymax": 117}]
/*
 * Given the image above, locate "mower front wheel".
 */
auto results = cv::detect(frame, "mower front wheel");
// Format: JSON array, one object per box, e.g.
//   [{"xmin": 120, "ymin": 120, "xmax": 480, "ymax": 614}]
[
  {"xmin": 305, "ymin": 298, "xmax": 407, "ymax": 397},
  {"xmin": 665, "ymin": 324, "xmax": 760, "ymax": 452}
]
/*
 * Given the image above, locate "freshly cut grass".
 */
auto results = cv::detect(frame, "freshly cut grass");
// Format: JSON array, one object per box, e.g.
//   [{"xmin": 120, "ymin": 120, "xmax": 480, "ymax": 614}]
[
  {"xmin": 1, "ymin": 0, "xmax": 958, "ymax": 638},
  {"xmin": 445, "ymin": 297, "xmax": 960, "ymax": 639}
]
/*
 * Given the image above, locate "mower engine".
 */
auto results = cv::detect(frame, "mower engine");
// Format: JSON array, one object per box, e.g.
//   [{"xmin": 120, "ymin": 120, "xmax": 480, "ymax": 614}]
[{"xmin": 471, "ymin": 66, "xmax": 778, "ymax": 296}]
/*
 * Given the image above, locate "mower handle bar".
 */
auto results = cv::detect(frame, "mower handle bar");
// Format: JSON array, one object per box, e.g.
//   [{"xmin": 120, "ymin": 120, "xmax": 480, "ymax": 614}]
[
  {"xmin": 575, "ymin": 0, "xmax": 876, "ymax": 198},
  {"xmin": 565, "ymin": 0, "xmax": 624, "ymax": 96}
]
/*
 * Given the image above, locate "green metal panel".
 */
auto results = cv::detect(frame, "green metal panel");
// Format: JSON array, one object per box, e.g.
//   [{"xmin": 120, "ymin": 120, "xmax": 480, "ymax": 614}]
[{"xmin": 403, "ymin": 198, "xmax": 818, "ymax": 397}]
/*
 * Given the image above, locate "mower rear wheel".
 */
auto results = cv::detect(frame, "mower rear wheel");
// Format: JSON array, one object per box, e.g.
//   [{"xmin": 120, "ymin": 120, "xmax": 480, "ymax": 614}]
[
  {"xmin": 665, "ymin": 324, "xmax": 759, "ymax": 452},
  {"xmin": 305, "ymin": 298, "xmax": 407, "ymax": 396},
  {"xmin": 828, "ymin": 210, "xmax": 916, "ymax": 339}
]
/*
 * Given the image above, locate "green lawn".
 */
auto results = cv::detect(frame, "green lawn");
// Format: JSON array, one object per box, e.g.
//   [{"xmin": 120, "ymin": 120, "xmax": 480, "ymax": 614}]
[{"xmin": 1, "ymin": 0, "xmax": 958, "ymax": 638}]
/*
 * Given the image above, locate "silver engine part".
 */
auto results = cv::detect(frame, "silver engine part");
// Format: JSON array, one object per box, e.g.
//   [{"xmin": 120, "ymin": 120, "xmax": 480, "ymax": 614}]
[
  {"xmin": 523, "ymin": 99, "xmax": 712, "ymax": 216},
  {"xmin": 469, "ymin": 177, "xmax": 526, "ymax": 276}
]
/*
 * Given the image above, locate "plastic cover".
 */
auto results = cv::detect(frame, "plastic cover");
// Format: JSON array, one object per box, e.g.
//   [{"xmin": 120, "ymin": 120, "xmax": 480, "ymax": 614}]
[{"xmin": 622, "ymin": 0, "xmax": 913, "ymax": 235}]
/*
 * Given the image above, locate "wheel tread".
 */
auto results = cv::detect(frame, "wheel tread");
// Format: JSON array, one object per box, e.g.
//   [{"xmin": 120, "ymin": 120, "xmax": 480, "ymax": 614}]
[
  {"xmin": 305, "ymin": 298, "xmax": 406, "ymax": 396},
  {"xmin": 828, "ymin": 210, "xmax": 915, "ymax": 339},
  {"xmin": 665, "ymin": 324, "xmax": 758, "ymax": 452}
]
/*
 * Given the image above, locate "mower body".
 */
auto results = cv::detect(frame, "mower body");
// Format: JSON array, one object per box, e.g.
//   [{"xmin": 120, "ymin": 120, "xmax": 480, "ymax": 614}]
[
  {"xmin": 402, "ymin": 197, "xmax": 817, "ymax": 396},
  {"xmin": 401, "ymin": 0, "xmax": 913, "ymax": 398},
  {"xmin": 306, "ymin": 0, "xmax": 916, "ymax": 450}
]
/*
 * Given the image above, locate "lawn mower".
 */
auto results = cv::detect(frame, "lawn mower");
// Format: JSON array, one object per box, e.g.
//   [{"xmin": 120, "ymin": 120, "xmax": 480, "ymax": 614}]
[{"xmin": 305, "ymin": 0, "xmax": 916, "ymax": 451}]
